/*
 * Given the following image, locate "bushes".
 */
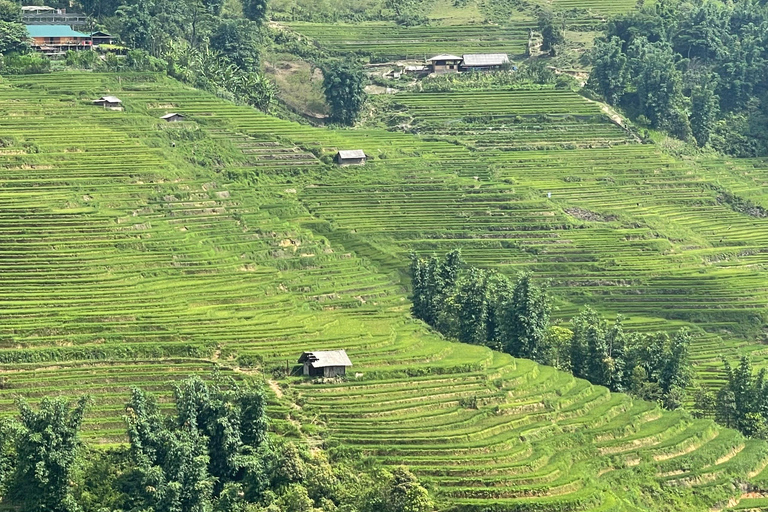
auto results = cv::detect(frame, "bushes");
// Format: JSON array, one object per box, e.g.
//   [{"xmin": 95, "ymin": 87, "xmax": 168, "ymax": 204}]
[{"xmin": 0, "ymin": 52, "xmax": 50, "ymax": 74}]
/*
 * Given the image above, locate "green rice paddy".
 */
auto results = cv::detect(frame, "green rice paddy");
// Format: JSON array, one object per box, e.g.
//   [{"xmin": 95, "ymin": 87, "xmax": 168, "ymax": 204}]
[{"xmin": 1, "ymin": 72, "xmax": 767, "ymax": 510}]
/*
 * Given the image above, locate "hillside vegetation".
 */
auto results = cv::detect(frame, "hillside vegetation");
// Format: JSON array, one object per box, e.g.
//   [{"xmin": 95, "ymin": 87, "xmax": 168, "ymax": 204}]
[{"xmin": 0, "ymin": 71, "xmax": 768, "ymax": 510}]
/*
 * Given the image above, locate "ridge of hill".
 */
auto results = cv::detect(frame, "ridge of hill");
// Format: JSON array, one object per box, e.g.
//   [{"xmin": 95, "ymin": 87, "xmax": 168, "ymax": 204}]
[{"xmin": 1, "ymin": 71, "xmax": 768, "ymax": 510}]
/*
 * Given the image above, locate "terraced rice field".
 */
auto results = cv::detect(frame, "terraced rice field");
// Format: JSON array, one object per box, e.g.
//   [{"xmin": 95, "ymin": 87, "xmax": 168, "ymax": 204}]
[
  {"xmin": 283, "ymin": 21, "xmax": 530, "ymax": 59},
  {"xmin": 1, "ymin": 72, "xmax": 767, "ymax": 510},
  {"xmin": 386, "ymin": 90, "xmax": 633, "ymax": 149}
]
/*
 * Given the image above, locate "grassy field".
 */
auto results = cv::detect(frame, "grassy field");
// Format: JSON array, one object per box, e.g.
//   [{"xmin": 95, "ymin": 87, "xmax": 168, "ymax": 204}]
[{"xmin": 0, "ymin": 71, "xmax": 767, "ymax": 510}]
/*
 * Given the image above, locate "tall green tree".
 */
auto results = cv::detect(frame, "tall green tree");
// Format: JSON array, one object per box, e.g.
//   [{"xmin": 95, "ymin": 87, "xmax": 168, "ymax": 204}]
[
  {"xmin": 209, "ymin": 18, "xmax": 262, "ymax": 72},
  {"xmin": 538, "ymin": 10, "xmax": 564, "ymax": 55},
  {"xmin": 7, "ymin": 396, "xmax": 91, "ymax": 512},
  {"xmin": 690, "ymin": 80, "xmax": 720, "ymax": 146},
  {"xmin": 322, "ymin": 60, "xmax": 368, "ymax": 126},
  {"xmin": 499, "ymin": 273, "xmax": 551, "ymax": 362},
  {"xmin": 587, "ymin": 36, "xmax": 629, "ymax": 105},
  {"xmin": 0, "ymin": 21, "xmax": 28, "ymax": 55}
]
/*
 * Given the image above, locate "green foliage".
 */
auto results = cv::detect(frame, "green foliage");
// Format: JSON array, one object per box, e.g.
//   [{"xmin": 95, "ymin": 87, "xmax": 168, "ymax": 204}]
[
  {"xmin": 0, "ymin": 0, "xmax": 21, "ymax": 23},
  {"xmin": 243, "ymin": 0, "xmax": 268, "ymax": 24},
  {"xmin": 714, "ymin": 357, "xmax": 768, "ymax": 438},
  {"xmin": 538, "ymin": 10, "xmax": 564, "ymax": 55},
  {"xmin": 0, "ymin": 21, "xmax": 29, "ymax": 56},
  {"xmin": 411, "ymin": 251, "xmax": 693, "ymax": 408},
  {"xmin": 322, "ymin": 59, "xmax": 367, "ymax": 125},
  {"xmin": 362, "ymin": 466, "xmax": 434, "ymax": 512},
  {"xmin": 6, "ymin": 396, "xmax": 91, "ymax": 512},
  {"xmin": 123, "ymin": 375, "xmax": 270, "ymax": 509},
  {"xmin": 586, "ymin": 36, "xmax": 628, "ymax": 105},
  {"xmin": 210, "ymin": 18, "xmax": 262, "ymax": 72},
  {"xmin": 588, "ymin": 0, "xmax": 768, "ymax": 153}
]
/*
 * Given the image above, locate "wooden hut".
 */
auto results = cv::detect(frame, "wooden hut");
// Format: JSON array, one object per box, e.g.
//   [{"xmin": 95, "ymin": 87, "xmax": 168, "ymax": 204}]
[
  {"xmin": 161, "ymin": 113, "xmax": 185, "ymax": 122},
  {"xmin": 335, "ymin": 150, "xmax": 367, "ymax": 166},
  {"xmin": 92, "ymin": 96, "xmax": 123, "ymax": 110},
  {"xmin": 299, "ymin": 350, "xmax": 353, "ymax": 378}
]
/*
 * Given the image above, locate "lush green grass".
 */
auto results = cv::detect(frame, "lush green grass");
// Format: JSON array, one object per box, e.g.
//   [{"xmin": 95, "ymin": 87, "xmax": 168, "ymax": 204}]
[{"xmin": 0, "ymin": 72, "xmax": 766, "ymax": 511}]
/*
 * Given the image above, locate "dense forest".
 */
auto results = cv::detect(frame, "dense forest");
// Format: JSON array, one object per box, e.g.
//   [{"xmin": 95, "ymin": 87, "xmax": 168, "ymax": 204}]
[
  {"xmin": 587, "ymin": 0, "xmax": 768, "ymax": 156},
  {"xmin": 410, "ymin": 251, "xmax": 693, "ymax": 409}
]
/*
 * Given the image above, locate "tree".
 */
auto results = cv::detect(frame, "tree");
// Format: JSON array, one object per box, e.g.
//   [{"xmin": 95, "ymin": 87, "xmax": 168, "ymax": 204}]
[
  {"xmin": 242, "ymin": 0, "xmax": 268, "ymax": 24},
  {"xmin": 499, "ymin": 273, "xmax": 551, "ymax": 362},
  {"xmin": 538, "ymin": 10, "xmax": 564, "ymax": 55},
  {"xmin": 322, "ymin": 60, "xmax": 368, "ymax": 126},
  {"xmin": 455, "ymin": 267, "xmax": 490, "ymax": 345},
  {"xmin": 0, "ymin": 0, "xmax": 21, "ymax": 22},
  {"xmin": 367, "ymin": 466, "xmax": 434, "ymax": 512},
  {"xmin": 0, "ymin": 21, "xmax": 29, "ymax": 55},
  {"xmin": 587, "ymin": 36, "xmax": 629, "ymax": 105},
  {"xmin": 116, "ymin": 0, "xmax": 157, "ymax": 54},
  {"xmin": 7, "ymin": 396, "xmax": 91, "ymax": 512},
  {"xmin": 629, "ymin": 38, "xmax": 690, "ymax": 138},
  {"xmin": 690, "ymin": 80, "xmax": 720, "ymax": 146},
  {"xmin": 122, "ymin": 375, "xmax": 270, "ymax": 510},
  {"xmin": 569, "ymin": 307, "xmax": 604, "ymax": 379},
  {"xmin": 209, "ymin": 18, "xmax": 262, "ymax": 72}
]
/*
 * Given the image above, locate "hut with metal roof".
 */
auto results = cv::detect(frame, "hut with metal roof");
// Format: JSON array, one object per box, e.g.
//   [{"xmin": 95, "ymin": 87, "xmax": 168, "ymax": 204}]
[
  {"xmin": 161, "ymin": 113, "xmax": 185, "ymax": 122},
  {"xmin": 427, "ymin": 54, "xmax": 462, "ymax": 74},
  {"xmin": 461, "ymin": 53, "xmax": 510, "ymax": 71},
  {"xmin": 92, "ymin": 96, "xmax": 123, "ymax": 110},
  {"xmin": 335, "ymin": 150, "xmax": 367, "ymax": 166},
  {"xmin": 299, "ymin": 350, "xmax": 353, "ymax": 377}
]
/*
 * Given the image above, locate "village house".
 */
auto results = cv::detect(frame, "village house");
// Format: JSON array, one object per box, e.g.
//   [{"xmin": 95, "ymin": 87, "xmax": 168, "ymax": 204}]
[
  {"xmin": 335, "ymin": 150, "xmax": 367, "ymax": 166},
  {"xmin": 26, "ymin": 25, "xmax": 91, "ymax": 54},
  {"xmin": 461, "ymin": 53, "xmax": 510, "ymax": 72},
  {"xmin": 93, "ymin": 96, "xmax": 123, "ymax": 110},
  {"xmin": 427, "ymin": 54, "xmax": 463, "ymax": 74},
  {"xmin": 161, "ymin": 113, "xmax": 185, "ymax": 122},
  {"xmin": 299, "ymin": 350, "xmax": 353, "ymax": 378}
]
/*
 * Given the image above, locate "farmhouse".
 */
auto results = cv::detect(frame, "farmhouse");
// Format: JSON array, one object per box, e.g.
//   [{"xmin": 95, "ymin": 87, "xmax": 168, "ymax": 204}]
[
  {"xmin": 93, "ymin": 96, "xmax": 123, "ymax": 110},
  {"xmin": 26, "ymin": 25, "xmax": 91, "ymax": 53},
  {"xmin": 461, "ymin": 53, "xmax": 510, "ymax": 71},
  {"xmin": 427, "ymin": 54, "xmax": 462, "ymax": 74},
  {"xmin": 299, "ymin": 350, "xmax": 353, "ymax": 377},
  {"xmin": 161, "ymin": 113, "xmax": 185, "ymax": 122},
  {"xmin": 335, "ymin": 150, "xmax": 367, "ymax": 166}
]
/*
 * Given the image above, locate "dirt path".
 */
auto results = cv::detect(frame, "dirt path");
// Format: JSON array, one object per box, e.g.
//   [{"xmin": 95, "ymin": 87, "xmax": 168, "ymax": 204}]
[{"xmin": 268, "ymin": 379, "xmax": 284, "ymax": 398}]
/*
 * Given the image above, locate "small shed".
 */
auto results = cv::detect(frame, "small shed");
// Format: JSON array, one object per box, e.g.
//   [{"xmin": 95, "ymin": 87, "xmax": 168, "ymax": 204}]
[
  {"xmin": 93, "ymin": 96, "xmax": 122, "ymax": 110},
  {"xmin": 427, "ymin": 54, "xmax": 462, "ymax": 74},
  {"xmin": 161, "ymin": 113, "xmax": 185, "ymax": 122},
  {"xmin": 90, "ymin": 31, "xmax": 114, "ymax": 45},
  {"xmin": 335, "ymin": 150, "xmax": 366, "ymax": 166},
  {"xmin": 461, "ymin": 53, "xmax": 510, "ymax": 71},
  {"xmin": 299, "ymin": 350, "xmax": 353, "ymax": 378}
]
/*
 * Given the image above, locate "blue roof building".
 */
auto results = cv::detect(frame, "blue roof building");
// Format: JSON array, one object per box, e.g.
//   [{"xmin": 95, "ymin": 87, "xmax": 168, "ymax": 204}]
[{"xmin": 26, "ymin": 25, "xmax": 90, "ymax": 39}]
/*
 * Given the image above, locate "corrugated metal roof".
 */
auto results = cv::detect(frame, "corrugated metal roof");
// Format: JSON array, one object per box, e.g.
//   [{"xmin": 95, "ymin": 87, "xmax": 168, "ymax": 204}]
[
  {"xmin": 462, "ymin": 53, "xmax": 510, "ymax": 67},
  {"xmin": 299, "ymin": 350, "xmax": 353, "ymax": 368},
  {"xmin": 337, "ymin": 150, "xmax": 366, "ymax": 159},
  {"xmin": 26, "ymin": 25, "xmax": 90, "ymax": 38},
  {"xmin": 427, "ymin": 54, "xmax": 462, "ymax": 61},
  {"xmin": 161, "ymin": 113, "xmax": 183, "ymax": 119},
  {"xmin": 93, "ymin": 96, "xmax": 122, "ymax": 104}
]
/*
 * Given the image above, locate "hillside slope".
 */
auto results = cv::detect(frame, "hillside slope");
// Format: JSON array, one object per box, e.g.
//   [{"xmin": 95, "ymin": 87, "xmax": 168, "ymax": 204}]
[{"xmin": 0, "ymin": 72, "xmax": 766, "ymax": 510}]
